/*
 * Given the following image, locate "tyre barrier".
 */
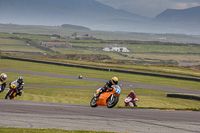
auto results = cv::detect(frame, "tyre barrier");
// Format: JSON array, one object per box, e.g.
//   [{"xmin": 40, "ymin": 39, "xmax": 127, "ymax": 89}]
[{"xmin": 166, "ymin": 93, "xmax": 200, "ymax": 101}]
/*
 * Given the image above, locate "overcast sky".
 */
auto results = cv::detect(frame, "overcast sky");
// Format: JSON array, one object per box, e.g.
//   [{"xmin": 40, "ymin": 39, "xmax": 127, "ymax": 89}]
[{"xmin": 96, "ymin": 0, "xmax": 200, "ymax": 18}]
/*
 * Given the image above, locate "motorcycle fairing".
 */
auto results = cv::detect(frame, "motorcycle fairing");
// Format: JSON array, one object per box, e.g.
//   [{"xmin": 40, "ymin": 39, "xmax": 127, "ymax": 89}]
[{"xmin": 96, "ymin": 87, "xmax": 115, "ymax": 106}]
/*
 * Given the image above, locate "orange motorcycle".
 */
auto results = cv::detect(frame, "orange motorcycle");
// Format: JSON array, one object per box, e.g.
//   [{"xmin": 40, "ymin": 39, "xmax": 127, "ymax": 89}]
[{"xmin": 90, "ymin": 85, "xmax": 121, "ymax": 108}]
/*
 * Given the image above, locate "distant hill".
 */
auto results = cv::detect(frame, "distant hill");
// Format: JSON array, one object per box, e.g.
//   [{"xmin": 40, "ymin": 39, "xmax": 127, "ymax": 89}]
[
  {"xmin": 153, "ymin": 6, "xmax": 200, "ymax": 23},
  {"xmin": 0, "ymin": 0, "xmax": 200, "ymax": 35},
  {"xmin": 0, "ymin": 0, "xmax": 147, "ymax": 27},
  {"xmin": 151, "ymin": 6, "xmax": 200, "ymax": 35}
]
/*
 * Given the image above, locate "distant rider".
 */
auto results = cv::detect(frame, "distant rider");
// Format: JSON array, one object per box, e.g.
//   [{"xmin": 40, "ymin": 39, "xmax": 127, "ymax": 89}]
[
  {"xmin": 95, "ymin": 77, "xmax": 118, "ymax": 101},
  {"xmin": 0, "ymin": 73, "xmax": 7, "ymax": 93},
  {"xmin": 126, "ymin": 90, "xmax": 138, "ymax": 107},
  {"xmin": 9, "ymin": 76, "xmax": 24, "ymax": 96},
  {"xmin": 78, "ymin": 74, "xmax": 82, "ymax": 79}
]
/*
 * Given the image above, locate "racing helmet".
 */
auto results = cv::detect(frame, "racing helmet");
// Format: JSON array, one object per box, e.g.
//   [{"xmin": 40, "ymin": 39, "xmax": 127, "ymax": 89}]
[
  {"xmin": 10, "ymin": 84, "xmax": 16, "ymax": 89},
  {"xmin": 17, "ymin": 76, "xmax": 23, "ymax": 84},
  {"xmin": 111, "ymin": 77, "xmax": 118, "ymax": 85},
  {"xmin": 130, "ymin": 90, "xmax": 134, "ymax": 94},
  {"xmin": 0, "ymin": 73, "xmax": 7, "ymax": 81}
]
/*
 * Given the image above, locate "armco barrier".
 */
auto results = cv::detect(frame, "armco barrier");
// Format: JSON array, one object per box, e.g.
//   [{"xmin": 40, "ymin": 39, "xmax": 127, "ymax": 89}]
[
  {"xmin": 1, "ymin": 56, "xmax": 110, "ymax": 71},
  {"xmin": 166, "ymin": 93, "xmax": 200, "ymax": 101},
  {"xmin": 1, "ymin": 56, "xmax": 200, "ymax": 82}
]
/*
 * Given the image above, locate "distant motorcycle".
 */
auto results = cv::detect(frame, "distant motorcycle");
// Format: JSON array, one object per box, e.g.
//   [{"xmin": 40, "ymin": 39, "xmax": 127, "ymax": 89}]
[
  {"xmin": 78, "ymin": 75, "xmax": 82, "ymax": 79},
  {"xmin": 124, "ymin": 97, "xmax": 138, "ymax": 107},
  {"xmin": 5, "ymin": 83, "xmax": 24, "ymax": 100},
  {"xmin": 90, "ymin": 85, "xmax": 121, "ymax": 108}
]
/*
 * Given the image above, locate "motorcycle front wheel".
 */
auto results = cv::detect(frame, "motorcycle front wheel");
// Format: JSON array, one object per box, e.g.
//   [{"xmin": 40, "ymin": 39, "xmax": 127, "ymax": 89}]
[
  {"xmin": 107, "ymin": 95, "xmax": 119, "ymax": 108},
  {"xmin": 5, "ymin": 90, "xmax": 13, "ymax": 100},
  {"xmin": 90, "ymin": 97, "xmax": 98, "ymax": 107}
]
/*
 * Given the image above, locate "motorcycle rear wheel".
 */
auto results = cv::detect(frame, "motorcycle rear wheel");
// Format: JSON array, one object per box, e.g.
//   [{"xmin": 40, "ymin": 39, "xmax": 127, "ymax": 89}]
[
  {"xmin": 90, "ymin": 97, "xmax": 98, "ymax": 107},
  {"xmin": 107, "ymin": 95, "xmax": 119, "ymax": 108}
]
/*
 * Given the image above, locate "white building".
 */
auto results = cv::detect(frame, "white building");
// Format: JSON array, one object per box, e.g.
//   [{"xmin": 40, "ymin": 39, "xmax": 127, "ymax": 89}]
[{"xmin": 103, "ymin": 44, "xmax": 130, "ymax": 52}]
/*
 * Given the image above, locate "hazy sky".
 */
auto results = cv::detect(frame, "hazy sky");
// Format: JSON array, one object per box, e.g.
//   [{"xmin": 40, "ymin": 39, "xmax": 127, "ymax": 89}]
[{"xmin": 96, "ymin": 0, "xmax": 200, "ymax": 18}]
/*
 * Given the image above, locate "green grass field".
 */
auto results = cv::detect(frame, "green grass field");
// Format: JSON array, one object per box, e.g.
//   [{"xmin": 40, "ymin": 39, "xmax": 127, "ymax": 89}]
[
  {"xmin": 125, "ymin": 53, "xmax": 200, "ymax": 63},
  {"xmin": 1, "ymin": 86, "xmax": 200, "ymax": 110},
  {"xmin": 0, "ymin": 38, "xmax": 45, "ymax": 53},
  {"xmin": 33, "ymin": 54, "xmax": 200, "ymax": 78},
  {"xmin": 0, "ymin": 32, "xmax": 50, "ymax": 40},
  {"xmin": 2, "ymin": 72, "xmax": 102, "ymax": 87},
  {"xmin": 51, "ymin": 42, "xmax": 200, "ymax": 64},
  {"xmin": 69, "ymin": 42, "xmax": 200, "ymax": 54},
  {"xmin": 1, "ymin": 32, "xmax": 200, "ymax": 65},
  {"xmin": 1, "ymin": 59, "xmax": 200, "ymax": 90},
  {"xmin": 1, "ymin": 32, "xmax": 199, "ymax": 78}
]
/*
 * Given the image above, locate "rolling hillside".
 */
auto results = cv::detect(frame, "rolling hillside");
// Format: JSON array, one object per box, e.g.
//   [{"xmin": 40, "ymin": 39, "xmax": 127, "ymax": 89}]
[
  {"xmin": 0, "ymin": 0, "xmax": 200, "ymax": 34},
  {"xmin": 154, "ymin": 6, "xmax": 200, "ymax": 23},
  {"xmin": 0, "ymin": 0, "xmax": 147, "ymax": 27}
]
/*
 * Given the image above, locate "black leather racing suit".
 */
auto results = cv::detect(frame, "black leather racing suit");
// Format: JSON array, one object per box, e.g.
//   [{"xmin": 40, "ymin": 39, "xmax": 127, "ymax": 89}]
[{"xmin": 96, "ymin": 80, "xmax": 114, "ymax": 98}]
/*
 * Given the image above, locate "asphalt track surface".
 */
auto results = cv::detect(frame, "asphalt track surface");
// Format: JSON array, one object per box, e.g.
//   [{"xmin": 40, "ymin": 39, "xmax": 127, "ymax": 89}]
[
  {"xmin": 0, "ymin": 68, "xmax": 200, "ymax": 133},
  {"xmin": 0, "ymin": 100, "xmax": 200, "ymax": 133}
]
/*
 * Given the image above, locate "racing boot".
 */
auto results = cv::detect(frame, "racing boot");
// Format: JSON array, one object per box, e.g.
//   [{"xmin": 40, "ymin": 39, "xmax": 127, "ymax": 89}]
[
  {"xmin": 94, "ymin": 90, "xmax": 102, "ymax": 101},
  {"xmin": 18, "ymin": 90, "xmax": 22, "ymax": 96}
]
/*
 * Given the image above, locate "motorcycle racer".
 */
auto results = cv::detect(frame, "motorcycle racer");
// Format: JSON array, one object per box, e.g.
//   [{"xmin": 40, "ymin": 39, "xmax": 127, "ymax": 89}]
[
  {"xmin": 9, "ymin": 76, "xmax": 24, "ymax": 96},
  {"xmin": 0, "ymin": 73, "xmax": 7, "ymax": 93},
  {"xmin": 125, "ymin": 90, "xmax": 138, "ymax": 107},
  {"xmin": 95, "ymin": 77, "xmax": 118, "ymax": 101}
]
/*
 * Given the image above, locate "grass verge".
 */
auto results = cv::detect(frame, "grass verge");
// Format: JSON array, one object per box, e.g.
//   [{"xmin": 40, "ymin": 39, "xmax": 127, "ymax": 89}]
[
  {"xmin": 1, "ymin": 59, "xmax": 200, "ymax": 90},
  {"xmin": 0, "ymin": 72, "xmax": 103, "ymax": 87},
  {"xmin": 1, "ymin": 87, "xmax": 199, "ymax": 111},
  {"xmin": 0, "ymin": 127, "xmax": 113, "ymax": 133}
]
